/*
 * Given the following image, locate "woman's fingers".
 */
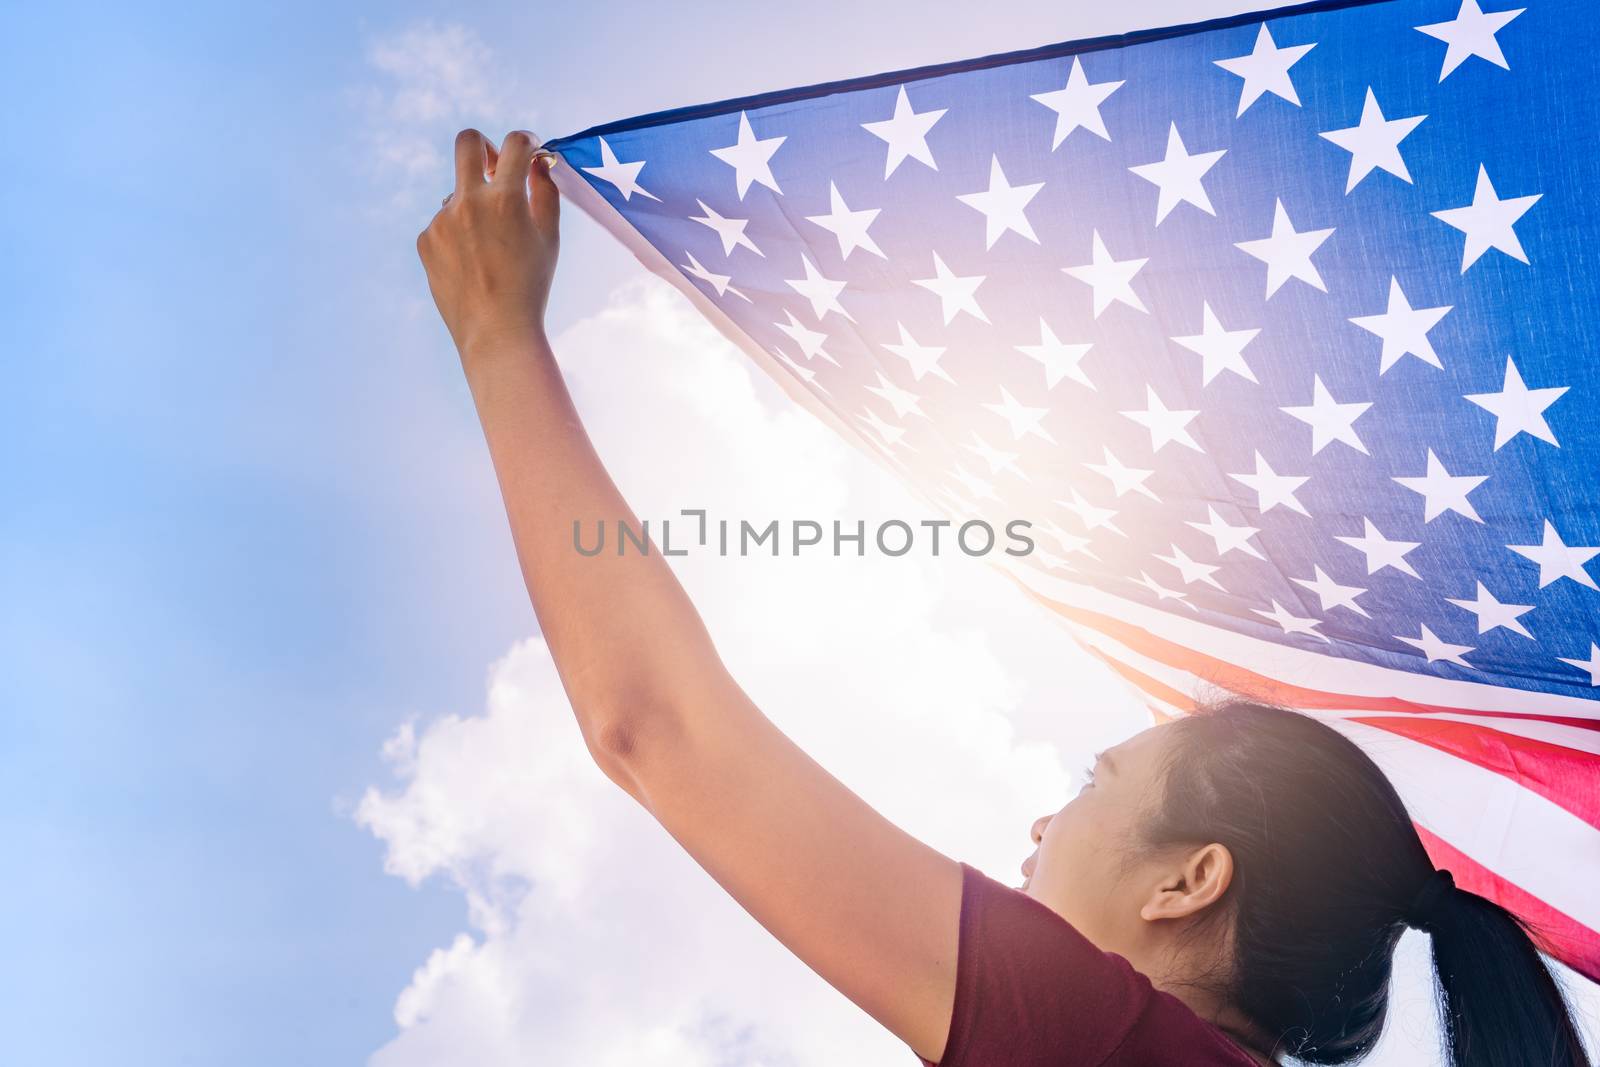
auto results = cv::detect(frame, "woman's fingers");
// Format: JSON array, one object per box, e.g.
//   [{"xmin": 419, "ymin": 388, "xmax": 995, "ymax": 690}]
[
  {"xmin": 493, "ymin": 131, "xmax": 538, "ymax": 195},
  {"xmin": 453, "ymin": 129, "xmax": 492, "ymax": 194}
]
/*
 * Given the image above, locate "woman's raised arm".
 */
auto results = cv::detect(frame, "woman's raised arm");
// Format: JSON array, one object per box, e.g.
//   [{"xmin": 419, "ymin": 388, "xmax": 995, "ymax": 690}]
[{"xmin": 416, "ymin": 128, "xmax": 963, "ymax": 1063}]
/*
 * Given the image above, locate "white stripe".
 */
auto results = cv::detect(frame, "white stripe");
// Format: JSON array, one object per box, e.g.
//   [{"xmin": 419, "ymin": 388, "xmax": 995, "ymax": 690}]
[
  {"xmin": 1303, "ymin": 710, "xmax": 1600, "ymax": 757},
  {"xmin": 1071, "ymin": 623, "xmax": 1211, "ymax": 698},
  {"xmin": 1008, "ymin": 560, "xmax": 1600, "ymax": 722}
]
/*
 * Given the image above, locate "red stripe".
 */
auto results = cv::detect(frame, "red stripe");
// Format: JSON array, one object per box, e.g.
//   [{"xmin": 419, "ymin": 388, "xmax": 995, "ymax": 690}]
[
  {"xmin": 1415, "ymin": 825, "xmax": 1600, "ymax": 985},
  {"xmin": 1355, "ymin": 715, "xmax": 1600, "ymax": 831},
  {"xmin": 1014, "ymin": 579, "xmax": 1600, "ymax": 732}
]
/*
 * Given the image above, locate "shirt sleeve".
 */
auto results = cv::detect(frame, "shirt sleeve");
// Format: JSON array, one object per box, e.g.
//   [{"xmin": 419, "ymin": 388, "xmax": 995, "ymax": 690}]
[{"xmin": 920, "ymin": 861, "xmax": 1156, "ymax": 1067}]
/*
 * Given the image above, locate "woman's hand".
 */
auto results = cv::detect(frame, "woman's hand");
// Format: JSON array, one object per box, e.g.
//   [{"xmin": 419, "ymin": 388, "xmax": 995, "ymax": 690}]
[{"xmin": 416, "ymin": 129, "xmax": 560, "ymax": 362}]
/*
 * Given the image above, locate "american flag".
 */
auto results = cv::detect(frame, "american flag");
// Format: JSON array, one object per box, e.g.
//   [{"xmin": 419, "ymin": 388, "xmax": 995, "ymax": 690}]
[{"xmin": 539, "ymin": 0, "xmax": 1599, "ymax": 979}]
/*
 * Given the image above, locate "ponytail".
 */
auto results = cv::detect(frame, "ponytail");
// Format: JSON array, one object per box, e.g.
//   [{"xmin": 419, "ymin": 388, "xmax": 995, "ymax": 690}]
[{"xmin": 1418, "ymin": 875, "xmax": 1591, "ymax": 1067}]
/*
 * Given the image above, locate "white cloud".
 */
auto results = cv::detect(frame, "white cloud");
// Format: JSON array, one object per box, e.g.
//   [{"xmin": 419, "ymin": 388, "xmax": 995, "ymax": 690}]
[
  {"xmin": 356, "ymin": 274, "xmax": 1145, "ymax": 1065},
  {"xmin": 352, "ymin": 22, "xmax": 525, "ymax": 213}
]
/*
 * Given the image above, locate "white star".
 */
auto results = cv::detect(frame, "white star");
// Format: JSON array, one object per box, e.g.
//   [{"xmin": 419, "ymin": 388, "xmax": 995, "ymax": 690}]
[
  {"xmin": 690, "ymin": 198, "xmax": 764, "ymax": 258},
  {"xmin": 784, "ymin": 254, "xmax": 853, "ymax": 322},
  {"xmin": 774, "ymin": 309, "xmax": 838, "ymax": 365},
  {"xmin": 951, "ymin": 464, "xmax": 1000, "ymax": 502},
  {"xmin": 804, "ymin": 181, "xmax": 886, "ymax": 261},
  {"xmin": 708, "ymin": 111, "xmax": 785, "ymax": 199},
  {"xmin": 1319, "ymin": 89, "xmax": 1426, "ymax": 193},
  {"xmin": 1558, "ymin": 643, "xmax": 1600, "ymax": 686},
  {"xmin": 1228, "ymin": 451, "xmax": 1310, "ymax": 516},
  {"xmin": 964, "ymin": 433, "xmax": 1024, "ymax": 477},
  {"xmin": 1335, "ymin": 518, "xmax": 1422, "ymax": 578},
  {"xmin": 861, "ymin": 85, "xmax": 947, "ymax": 179},
  {"xmin": 1187, "ymin": 505, "xmax": 1264, "ymax": 559},
  {"xmin": 1033, "ymin": 547, "xmax": 1074, "ymax": 573},
  {"xmin": 1396, "ymin": 624, "xmax": 1475, "ymax": 668},
  {"xmin": 983, "ymin": 386, "xmax": 1055, "ymax": 443},
  {"xmin": 1062, "ymin": 230, "xmax": 1149, "ymax": 318},
  {"xmin": 1431, "ymin": 165, "xmax": 1541, "ymax": 272},
  {"xmin": 581, "ymin": 136, "xmax": 661, "ymax": 202},
  {"xmin": 679, "ymin": 251, "xmax": 751, "ymax": 302},
  {"xmin": 1464, "ymin": 356, "xmax": 1567, "ymax": 450},
  {"xmin": 1058, "ymin": 489, "xmax": 1123, "ymax": 535},
  {"xmin": 1084, "ymin": 447, "xmax": 1160, "ymax": 501},
  {"xmin": 913, "ymin": 252, "xmax": 988, "ymax": 324},
  {"xmin": 769, "ymin": 345, "xmax": 818, "ymax": 386},
  {"xmin": 880, "ymin": 322, "xmax": 953, "ymax": 384},
  {"xmin": 1416, "ymin": 0, "xmax": 1525, "ymax": 81},
  {"xmin": 1348, "ymin": 276, "xmax": 1452, "ymax": 373},
  {"xmin": 1039, "ymin": 519, "xmax": 1098, "ymax": 560},
  {"xmin": 1214, "ymin": 24, "xmax": 1316, "ymax": 117},
  {"xmin": 857, "ymin": 408, "xmax": 906, "ymax": 447},
  {"xmin": 1235, "ymin": 198, "xmax": 1334, "ymax": 298},
  {"xmin": 1447, "ymin": 581, "xmax": 1534, "ymax": 638},
  {"xmin": 1293, "ymin": 565, "xmax": 1369, "ymax": 617},
  {"xmin": 1171, "ymin": 302, "xmax": 1261, "ymax": 386},
  {"xmin": 1128, "ymin": 123, "xmax": 1227, "ymax": 225},
  {"xmin": 1254, "ymin": 599, "xmax": 1326, "ymax": 640},
  {"xmin": 1031, "ymin": 56, "xmax": 1124, "ymax": 146},
  {"xmin": 1134, "ymin": 571, "xmax": 1191, "ymax": 605},
  {"xmin": 1393, "ymin": 449, "xmax": 1487, "ymax": 523},
  {"xmin": 864, "ymin": 370, "xmax": 926, "ymax": 419},
  {"xmin": 1281, "ymin": 375, "xmax": 1371, "ymax": 455},
  {"xmin": 1508, "ymin": 521, "xmax": 1600, "ymax": 589},
  {"xmin": 1156, "ymin": 543, "xmax": 1225, "ymax": 589},
  {"xmin": 957, "ymin": 155, "xmax": 1045, "ymax": 248},
  {"xmin": 1016, "ymin": 318, "xmax": 1094, "ymax": 390},
  {"xmin": 1120, "ymin": 386, "xmax": 1203, "ymax": 454}
]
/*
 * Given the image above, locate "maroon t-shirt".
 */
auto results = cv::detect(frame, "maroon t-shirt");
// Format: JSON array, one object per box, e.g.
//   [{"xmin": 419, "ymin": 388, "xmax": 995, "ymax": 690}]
[{"xmin": 918, "ymin": 863, "xmax": 1261, "ymax": 1067}]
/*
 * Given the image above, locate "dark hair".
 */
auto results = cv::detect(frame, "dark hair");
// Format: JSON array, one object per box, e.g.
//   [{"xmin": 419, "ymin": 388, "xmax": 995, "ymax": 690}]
[{"xmin": 1142, "ymin": 700, "xmax": 1591, "ymax": 1065}]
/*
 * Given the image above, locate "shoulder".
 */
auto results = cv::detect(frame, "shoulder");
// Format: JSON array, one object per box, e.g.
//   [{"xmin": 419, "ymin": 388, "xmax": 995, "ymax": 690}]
[{"xmin": 935, "ymin": 863, "xmax": 1261, "ymax": 1067}]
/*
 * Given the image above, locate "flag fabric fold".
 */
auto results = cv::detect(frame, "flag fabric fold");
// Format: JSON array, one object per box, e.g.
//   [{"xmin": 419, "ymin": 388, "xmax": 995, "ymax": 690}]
[{"xmin": 539, "ymin": 0, "xmax": 1600, "ymax": 980}]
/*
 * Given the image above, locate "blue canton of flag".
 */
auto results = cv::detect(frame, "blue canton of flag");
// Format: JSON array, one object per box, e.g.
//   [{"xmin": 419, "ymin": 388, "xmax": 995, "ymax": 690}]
[{"xmin": 539, "ymin": 0, "xmax": 1600, "ymax": 976}]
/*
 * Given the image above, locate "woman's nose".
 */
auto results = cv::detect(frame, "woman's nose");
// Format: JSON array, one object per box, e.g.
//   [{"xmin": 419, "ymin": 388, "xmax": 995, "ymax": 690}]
[{"xmin": 1030, "ymin": 813, "xmax": 1052, "ymax": 845}]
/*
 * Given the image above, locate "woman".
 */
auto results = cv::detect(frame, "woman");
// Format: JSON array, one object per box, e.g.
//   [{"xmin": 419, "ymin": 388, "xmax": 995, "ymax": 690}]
[{"xmin": 415, "ymin": 128, "xmax": 1592, "ymax": 1066}]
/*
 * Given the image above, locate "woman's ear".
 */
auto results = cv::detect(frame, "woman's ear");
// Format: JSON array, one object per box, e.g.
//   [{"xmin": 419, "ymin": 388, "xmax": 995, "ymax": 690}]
[{"xmin": 1138, "ymin": 843, "xmax": 1234, "ymax": 922}]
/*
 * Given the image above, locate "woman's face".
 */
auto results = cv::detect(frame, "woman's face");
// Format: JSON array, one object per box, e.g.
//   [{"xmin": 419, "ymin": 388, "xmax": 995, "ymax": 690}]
[{"xmin": 1019, "ymin": 725, "xmax": 1174, "ymax": 953}]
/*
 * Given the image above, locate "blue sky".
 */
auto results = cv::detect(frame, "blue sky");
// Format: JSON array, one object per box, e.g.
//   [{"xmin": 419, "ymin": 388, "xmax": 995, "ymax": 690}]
[{"xmin": 3, "ymin": 2, "xmax": 1594, "ymax": 1065}]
